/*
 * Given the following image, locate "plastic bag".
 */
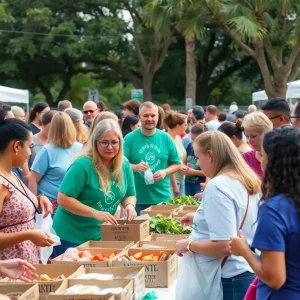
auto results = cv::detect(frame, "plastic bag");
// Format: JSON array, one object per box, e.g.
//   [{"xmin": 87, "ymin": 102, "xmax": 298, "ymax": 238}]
[
  {"xmin": 144, "ymin": 169, "xmax": 154, "ymax": 185},
  {"xmin": 62, "ymin": 248, "xmax": 79, "ymax": 261},
  {"xmin": 175, "ymin": 252, "xmax": 223, "ymax": 300},
  {"xmin": 75, "ymin": 273, "xmax": 114, "ymax": 280},
  {"xmin": 34, "ymin": 213, "xmax": 61, "ymax": 264},
  {"xmin": 99, "ymin": 288, "xmax": 124, "ymax": 295},
  {"xmin": 62, "ymin": 284, "xmax": 102, "ymax": 295}
]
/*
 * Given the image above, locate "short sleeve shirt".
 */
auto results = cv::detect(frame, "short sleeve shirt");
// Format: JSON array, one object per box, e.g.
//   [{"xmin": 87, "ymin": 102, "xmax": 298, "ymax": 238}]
[
  {"xmin": 252, "ymin": 194, "xmax": 300, "ymax": 300},
  {"xmin": 185, "ymin": 142, "xmax": 205, "ymax": 184},
  {"xmin": 28, "ymin": 135, "xmax": 43, "ymax": 168},
  {"xmin": 31, "ymin": 142, "xmax": 83, "ymax": 199},
  {"xmin": 124, "ymin": 129, "xmax": 181, "ymax": 205},
  {"xmin": 242, "ymin": 150, "xmax": 264, "ymax": 180},
  {"xmin": 190, "ymin": 175, "xmax": 260, "ymax": 278},
  {"xmin": 52, "ymin": 156, "xmax": 136, "ymax": 244},
  {"xmin": 207, "ymin": 120, "xmax": 221, "ymax": 131}
]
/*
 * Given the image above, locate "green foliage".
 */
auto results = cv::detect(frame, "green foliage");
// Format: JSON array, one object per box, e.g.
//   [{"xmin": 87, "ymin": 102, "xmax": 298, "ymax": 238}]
[
  {"xmin": 150, "ymin": 215, "xmax": 192, "ymax": 234},
  {"xmin": 164, "ymin": 195, "xmax": 200, "ymax": 205}
]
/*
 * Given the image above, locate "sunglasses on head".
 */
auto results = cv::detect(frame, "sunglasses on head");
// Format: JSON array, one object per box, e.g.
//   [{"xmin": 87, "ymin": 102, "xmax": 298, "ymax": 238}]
[{"xmin": 83, "ymin": 109, "xmax": 97, "ymax": 114}]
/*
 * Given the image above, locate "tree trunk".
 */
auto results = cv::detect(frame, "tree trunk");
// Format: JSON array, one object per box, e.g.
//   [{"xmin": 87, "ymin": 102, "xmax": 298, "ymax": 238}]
[
  {"xmin": 142, "ymin": 71, "xmax": 154, "ymax": 102},
  {"xmin": 196, "ymin": 79, "xmax": 211, "ymax": 105},
  {"xmin": 267, "ymin": 69, "xmax": 288, "ymax": 99},
  {"xmin": 56, "ymin": 72, "xmax": 72, "ymax": 102},
  {"xmin": 185, "ymin": 34, "xmax": 197, "ymax": 105}
]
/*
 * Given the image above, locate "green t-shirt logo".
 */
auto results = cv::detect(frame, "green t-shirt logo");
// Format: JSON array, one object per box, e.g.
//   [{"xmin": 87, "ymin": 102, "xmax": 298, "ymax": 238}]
[
  {"xmin": 146, "ymin": 152, "xmax": 156, "ymax": 165},
  {"xmin": 104, "ymin": 191, "xmax": 116, "ymax": 205}
]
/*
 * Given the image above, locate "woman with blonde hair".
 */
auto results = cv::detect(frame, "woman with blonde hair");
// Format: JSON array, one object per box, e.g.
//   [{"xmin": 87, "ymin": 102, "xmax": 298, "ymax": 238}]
[
  {"xmin": 28, "ymin": 112, "xmax": 82, "ymax": 214},
  {"xmin": 65, "ymin": 108, "xmax": 88, "ymax": 144},
  {"xmin": 242, "ymin": 112, "xmax": 273, "ymax": 179},
  {"xmin": 175, "ymin": 131, "xmax": 261, "ymax": 300},
  {"xmin": 52, "ymin": 119, "xmax": 137, "ymax": 256},
  {"xmin": 89, "ymin": 111, "xmax": 118, "ymax": 137}
]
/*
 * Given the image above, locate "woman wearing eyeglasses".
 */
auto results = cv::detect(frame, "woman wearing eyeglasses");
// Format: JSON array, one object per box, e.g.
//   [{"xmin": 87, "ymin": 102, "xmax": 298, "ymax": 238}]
[{"xmin": 52, "ymin": 119, "xmax": 137, "ymax": 256}]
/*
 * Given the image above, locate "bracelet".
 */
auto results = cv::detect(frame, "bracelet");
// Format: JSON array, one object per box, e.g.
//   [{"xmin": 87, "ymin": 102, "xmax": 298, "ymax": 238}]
[
  {"xmin": 91, "ymin": 209, "xmax": 97, "ymax": 219},
  {"xmin": 187, "ymin": 240, "xmax": 194, "ymax": 253},
  {"xmin": 165, "ymin": 169, "xmax": 169, "ymax": 176},
  {"xmin": 124, "ymin": 203, "xmax": 136, "ymax": 209}
]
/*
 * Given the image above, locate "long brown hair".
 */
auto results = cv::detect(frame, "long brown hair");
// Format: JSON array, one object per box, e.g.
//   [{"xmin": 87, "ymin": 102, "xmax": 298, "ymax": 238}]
[{"xmin": 195, "ymin": 131, "xmax": 261, "ymax": 195}]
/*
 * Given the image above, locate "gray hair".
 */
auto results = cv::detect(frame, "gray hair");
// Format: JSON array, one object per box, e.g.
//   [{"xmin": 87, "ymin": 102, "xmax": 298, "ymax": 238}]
[
  {"xmin": 11, "ymin": 106, "xmax": 24, "ymax": 117},
  {"xmin": 139, "ymin": 101, "xmax": 158, "ymax": 114},
  {"xmin": 65, "ymin": 108, "xmax": 83, "ymax": 123},
  {"xmin": 58, "ymin": 100, "xmax": 72, "ymax": 112}
]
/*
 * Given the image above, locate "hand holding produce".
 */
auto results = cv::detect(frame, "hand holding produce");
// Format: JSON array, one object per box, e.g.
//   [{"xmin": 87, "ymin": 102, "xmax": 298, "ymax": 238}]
[{"xmin": 150, "ymin": 215, "xmax": 192, "ymax": 234}]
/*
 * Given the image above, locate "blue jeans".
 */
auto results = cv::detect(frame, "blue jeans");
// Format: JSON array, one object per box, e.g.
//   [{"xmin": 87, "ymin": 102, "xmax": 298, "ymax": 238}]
[
  {"xmin": 222, "ymin": 271, "xmax": 255, "ymax": 300},
  {"xmin": 135, "ymin": 204, "xmax": 151, "ymax": 216},
  {"xmin": 51, "ymin": 239, "xmax": 79, "ymax": 258},
  {"xmin": 177, "ymin": 183, "xmax": 185, "ymax": 196},
  {"xmin": 185, "ymin": 182, "xmax": 202, "ymax": 196}
]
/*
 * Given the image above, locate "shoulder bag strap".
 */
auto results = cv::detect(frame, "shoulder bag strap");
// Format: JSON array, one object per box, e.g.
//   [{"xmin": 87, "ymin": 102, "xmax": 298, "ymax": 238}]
[{"xmin": 221, "ymin": 193, "xmax": 250, "ymax": 268}]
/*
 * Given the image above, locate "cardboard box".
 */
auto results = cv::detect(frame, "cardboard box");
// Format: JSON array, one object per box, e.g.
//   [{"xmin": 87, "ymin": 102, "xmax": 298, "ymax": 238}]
[
  {"xmin": 101, "ymin": 220, "xmax": 149, "ymax": 243},
  {"xmin": 78, "ymin": 241, "xmax": 134, "ymax": 250},
  {"xmin": 48, "ymin": 279, "xmax": 133, "ymax": 300},
  {"xmin": 143, "ymin": 233, "xmax": 190, "ymax": 241},
  {"xmin": 69, "ymin": 267, "xmax": 145, "ymax": 300},
  {"xmin": 32, "ymin": 264, "xmax": 83, "ymax": 299},
  {"xmin": 51, "ymin": 248, "xmax": 126, "ymax": 267},
  {"xmin": 140, "ymin": 205, "xmax": 182, "ymax": 218},
  {"xmin": 112, "ymin": 249, "xmax": 178, "ymax": 288},
  {"xmin": 131, "ymin": 241, "xmax": 177, "ymax": 249},
  {"xmin": 0, "ymin": 283, "xmax": 39, "ymax": 300},
  {"xmin": 173, "ymin": 205, "xmax": 198, "ymax": 217}
]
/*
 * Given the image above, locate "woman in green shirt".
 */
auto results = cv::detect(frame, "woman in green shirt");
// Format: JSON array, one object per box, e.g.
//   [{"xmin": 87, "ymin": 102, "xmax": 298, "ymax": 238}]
[{"xmin": 52, "ymin": 119, "xmax": 137, "ymax": 256}]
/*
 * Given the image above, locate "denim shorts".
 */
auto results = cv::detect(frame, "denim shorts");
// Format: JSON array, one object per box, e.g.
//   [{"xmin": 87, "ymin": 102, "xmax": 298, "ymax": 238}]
[{"xmin": 222, "ymin": 271, "xmax": 255, "ymax": 300}]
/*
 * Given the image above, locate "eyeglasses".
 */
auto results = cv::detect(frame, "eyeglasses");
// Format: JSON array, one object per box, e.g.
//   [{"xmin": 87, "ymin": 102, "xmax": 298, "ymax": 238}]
[
  {"xmin": 97, "ymin": 140, "xmax": 120, "ymax": 148},
  {"xmin": 83, "ymin": 109, "xmax": 97, "ymax": 114},
  {"xmin": 290, "ymin": 116, "xmax": 300, "ymax": 119},
  {"xmin": 268, "ymin": 115, "xmax": 281, "ymax": 120}
]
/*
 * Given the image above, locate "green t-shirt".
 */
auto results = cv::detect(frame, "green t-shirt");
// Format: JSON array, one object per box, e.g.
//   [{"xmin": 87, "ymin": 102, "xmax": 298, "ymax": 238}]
[
  {"xmin": 52, "ymin": 155, "xmax": 136, "ymax": 244},
  {"xmin": 124, "ymin": 129, "xmax": 181, "ymax": 205}
]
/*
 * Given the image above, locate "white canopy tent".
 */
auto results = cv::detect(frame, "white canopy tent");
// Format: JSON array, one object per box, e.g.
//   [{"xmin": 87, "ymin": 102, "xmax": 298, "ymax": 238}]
[
  {"xmin": 252, "ymin": 90, "xmax": 268, "ymax": 103},
  {"xmin": 286, "ymin": 80, "xmax": 300, "ymax": 100},
  {"xmin": 0, "ymin": 85, "xmax": 29, "ymax": 112}
]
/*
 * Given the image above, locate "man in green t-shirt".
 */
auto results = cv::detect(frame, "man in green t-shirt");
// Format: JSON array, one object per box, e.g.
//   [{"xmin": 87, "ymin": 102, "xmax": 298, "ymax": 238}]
[{"xmin": 124, "ymin": 102, "xmax": 181, "ymax": 214}]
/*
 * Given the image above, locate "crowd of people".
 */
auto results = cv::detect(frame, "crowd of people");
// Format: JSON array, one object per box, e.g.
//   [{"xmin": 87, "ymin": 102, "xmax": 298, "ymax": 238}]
[{"xmin": 0, "ymin": 97, "xmax": 299, "ymax": 299}]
